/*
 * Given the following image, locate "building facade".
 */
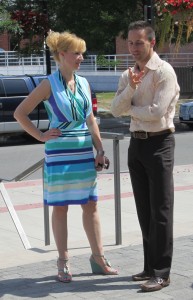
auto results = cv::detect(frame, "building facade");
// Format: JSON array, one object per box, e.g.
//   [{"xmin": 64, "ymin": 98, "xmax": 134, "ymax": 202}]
[{"xmin": 0, "ymin": 32, "xmax": 9, "ymax": 51}]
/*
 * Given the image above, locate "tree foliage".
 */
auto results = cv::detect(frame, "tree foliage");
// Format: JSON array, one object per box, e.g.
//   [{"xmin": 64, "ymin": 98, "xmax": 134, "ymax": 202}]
[
  {"xmin": 11, "ymin": 9, "xmax": 48, "ymax": 53},
  {"xmin": 47, "ymin": 0, "xmax": 143, "ymax": 53},
  {"xmin": 1, "ymin": 0, "xmax": 144, "ymax": 54},
  {"xmin": 1, "ymin": 0, "xmax": 49, "ymax": 53},
  {"xmin": 0, "ymin": 2, "xmax": 21, "ymax": 35}
]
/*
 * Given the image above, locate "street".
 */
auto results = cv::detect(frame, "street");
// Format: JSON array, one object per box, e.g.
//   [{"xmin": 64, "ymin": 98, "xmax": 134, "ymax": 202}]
[{"xmin": 0, "ymin": 130, "xmax": 193, "ymax": 181}]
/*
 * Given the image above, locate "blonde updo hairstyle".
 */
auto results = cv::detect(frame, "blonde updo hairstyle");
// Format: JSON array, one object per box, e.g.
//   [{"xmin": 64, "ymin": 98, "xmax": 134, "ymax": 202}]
[{"xmin": 46, "ymin": 31, "xmax": 86, "ymax": 62}]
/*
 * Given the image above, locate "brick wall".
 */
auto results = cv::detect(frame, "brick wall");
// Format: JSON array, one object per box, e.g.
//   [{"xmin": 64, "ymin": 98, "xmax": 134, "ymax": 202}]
[
  {"xmin": 0, "ymin": 32, "xmax": 9, "ymax": 50},
  {"xmin": 116, "ymin": 36, "xmax": 128, "ymax": 54}
]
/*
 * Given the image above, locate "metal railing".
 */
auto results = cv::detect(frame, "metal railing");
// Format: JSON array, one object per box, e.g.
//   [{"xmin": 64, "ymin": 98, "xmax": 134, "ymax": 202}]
[
  {"xmin": 0, "ymin": 132, "xmax": 124, "ymax": 249},
  {"xmin": 0, "ymin": 159, "xmax": 44, "ymax": 250},
  {"xmin": 0, "ymin": 51, "xmax": 193, "ymax": 75}
]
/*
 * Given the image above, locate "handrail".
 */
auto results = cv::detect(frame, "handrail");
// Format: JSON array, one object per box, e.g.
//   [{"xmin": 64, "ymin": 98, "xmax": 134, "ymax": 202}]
[
  {"xmin": 0, "ymin": 181, "xmax": 31, "ymax": 249},
  {"xmin": 0, "ymin": 158, "xmax": 45, "ymax": 249},
  {"xmin": 0, "ymin": 131, "xmax": 125, "ymax": 249}
]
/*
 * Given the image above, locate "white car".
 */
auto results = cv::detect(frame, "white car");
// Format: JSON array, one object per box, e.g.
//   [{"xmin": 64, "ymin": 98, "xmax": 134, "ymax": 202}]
[{"xmin": 179, "ymin": 101, "xmax": 193, "ymax": 129}]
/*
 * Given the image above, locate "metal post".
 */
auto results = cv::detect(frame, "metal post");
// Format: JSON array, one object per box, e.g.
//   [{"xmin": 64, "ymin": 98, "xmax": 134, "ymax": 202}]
[
  {"xmin": 113, "ymin": 137, "xmax": 122, "ymax": 245},
  {"xmin": 42, "ymin": 163, "xmax": 50, "ymax": 246},
  {"xmin": 144, "ymin": 0, "xmax": 155, "ymax": 27},
  {"xmin": 45, "ymin": 44, "xmax": 51, "ymax": 75},
  {"xmin": 44, "ymin": 205, "xmax": 50, "ymax": 245},
  {"xmin": 101, "ymin": 132, "xmax": 124, "ymax": 245},
  {"xmin": 41, "ymin": 0, "xmax": 51, "ymax": 75}
]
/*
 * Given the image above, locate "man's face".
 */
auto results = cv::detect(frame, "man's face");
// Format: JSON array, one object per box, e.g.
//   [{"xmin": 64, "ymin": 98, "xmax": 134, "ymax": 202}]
[{"xmin": 128, "ymin": 29, "xmax": 155, "ymax": 64}]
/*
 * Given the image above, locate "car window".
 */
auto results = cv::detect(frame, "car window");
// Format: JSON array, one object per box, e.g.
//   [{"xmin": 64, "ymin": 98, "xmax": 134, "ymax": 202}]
[
  {"xmin": 0, "ymin": 80, "xmax": 5, "ymax": 97},
  {"xmin": 3, "ymin": 79, "xmax": 29, "ymax": 97}
]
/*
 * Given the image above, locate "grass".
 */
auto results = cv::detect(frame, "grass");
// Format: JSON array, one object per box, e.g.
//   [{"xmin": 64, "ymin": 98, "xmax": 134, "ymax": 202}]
[{"xmin": 96, "ymin": 92, "xmax": 115, "ymax": 111}]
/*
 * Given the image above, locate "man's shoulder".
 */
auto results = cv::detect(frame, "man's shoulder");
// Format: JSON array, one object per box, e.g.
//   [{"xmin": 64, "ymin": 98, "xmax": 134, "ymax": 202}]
[
  {"xmin": 153, "ymin": 60, "xmax": 178, "ymax": 84},
  {"xmin": 149, "ymin": 53, "xmax": 176, "ymax": 74},
  {"xmin": 154, "ymin": 53, "xmax": 175, "ymax": 72},
  {"xmin": 158, "ymin": 59, "xmax": 176, "ymax": 76}
]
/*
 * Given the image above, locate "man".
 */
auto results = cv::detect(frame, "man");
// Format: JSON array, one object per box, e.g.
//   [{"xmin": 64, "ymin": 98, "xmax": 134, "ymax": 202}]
[{"xmin": 111, "ymin": 20, "xmax": 180, "ymax": 292}]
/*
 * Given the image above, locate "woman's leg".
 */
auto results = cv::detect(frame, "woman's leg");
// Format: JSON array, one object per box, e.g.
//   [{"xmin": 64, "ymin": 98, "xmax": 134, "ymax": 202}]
[
  {"xmin": 81, "ymin": 201, "xmax": 118, "ymax": 274},
  {"xmin": 52, "ymin": 205, "xmax": 72, "ymax": 282},
  {"xmin": 81, "ymin": 201, "xmax": 103, "ymax": 254}
]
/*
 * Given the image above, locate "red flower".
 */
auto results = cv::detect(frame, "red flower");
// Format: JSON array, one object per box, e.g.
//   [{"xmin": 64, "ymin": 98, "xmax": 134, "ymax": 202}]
[{"xmin": 155, "ymin": 0, "xmax": 193, "ymax": 17}]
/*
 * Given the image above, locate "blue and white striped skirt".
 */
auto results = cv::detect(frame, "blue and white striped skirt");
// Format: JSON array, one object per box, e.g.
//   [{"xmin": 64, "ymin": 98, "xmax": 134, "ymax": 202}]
[{"xmin": 43, "ymin": 130, "xmax": 97, "ymax": 206}]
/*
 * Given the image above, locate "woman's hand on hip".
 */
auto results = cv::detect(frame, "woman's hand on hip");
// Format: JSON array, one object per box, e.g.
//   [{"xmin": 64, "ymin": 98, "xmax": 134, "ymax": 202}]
[{"xmin": 39, "ymin": 128, "xmax": 61, "ymax": 142}]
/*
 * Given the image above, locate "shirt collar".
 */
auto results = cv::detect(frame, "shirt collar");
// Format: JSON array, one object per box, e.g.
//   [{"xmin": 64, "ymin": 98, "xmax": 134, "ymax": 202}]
[
  {"xmin": 145, "ymin": 52, "xmax": 163, "ymax": 70},
  {"xmin": 133, "ymin": 52, "xmax": 163, "ymax": 74}
]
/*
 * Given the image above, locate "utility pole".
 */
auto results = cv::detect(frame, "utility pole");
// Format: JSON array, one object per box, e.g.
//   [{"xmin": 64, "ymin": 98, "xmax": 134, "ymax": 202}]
[
  {"xmin": 41, "ymin": 0, "xmax": 51, "ymax": 75},
  {"xmin": 144, "ymin": 0, "xmax": 154, "ymax": 27}
]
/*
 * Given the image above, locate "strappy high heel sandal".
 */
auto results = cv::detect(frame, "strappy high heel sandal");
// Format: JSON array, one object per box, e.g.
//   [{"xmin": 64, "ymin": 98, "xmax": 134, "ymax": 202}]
[
  {"xmin": 57, "ymin": 257, "xmax": 72, "ymax": 283},
  {"xmin": 90, "ymin": 254, "xmax": 118, "ymax": 275}
]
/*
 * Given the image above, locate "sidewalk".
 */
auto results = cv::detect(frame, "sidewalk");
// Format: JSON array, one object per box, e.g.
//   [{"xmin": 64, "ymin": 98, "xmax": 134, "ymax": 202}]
[{"xmin": 0, "ymin": 165, "xmax": 193, "ymax": 299}]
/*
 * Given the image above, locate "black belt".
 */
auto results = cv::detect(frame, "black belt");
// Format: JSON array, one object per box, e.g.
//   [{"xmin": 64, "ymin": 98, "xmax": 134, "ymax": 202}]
[{"xmin": 130, "ymin": 128, "xmax": 174, "ymax": 139}]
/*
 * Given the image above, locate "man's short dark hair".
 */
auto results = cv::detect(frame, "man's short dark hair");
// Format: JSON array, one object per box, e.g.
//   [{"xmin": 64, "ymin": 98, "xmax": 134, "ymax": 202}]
[{"xmin": 128, "ymin": 20, "xmax": 155, "ymax": 41}]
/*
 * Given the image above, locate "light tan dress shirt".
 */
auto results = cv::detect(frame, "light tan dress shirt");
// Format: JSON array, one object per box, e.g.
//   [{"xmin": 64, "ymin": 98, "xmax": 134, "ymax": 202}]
[{"xmin": 111, "ymin": 52, "xmax": 180, "ymax": 132}]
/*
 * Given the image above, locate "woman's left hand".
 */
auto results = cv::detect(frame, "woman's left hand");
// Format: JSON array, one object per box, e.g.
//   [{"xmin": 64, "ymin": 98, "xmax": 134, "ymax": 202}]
[
  {"xmin": 39, "ymin": 128, "xmax": 62, "ymax": 142},
  {"xmin": 95, "ymin": 153, "xmax": 105, "ymax": 171}
]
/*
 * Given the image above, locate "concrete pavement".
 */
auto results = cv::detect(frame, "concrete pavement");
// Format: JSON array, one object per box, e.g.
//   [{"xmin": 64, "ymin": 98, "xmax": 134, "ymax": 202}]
[{"xmin": 0, "ymin": 164, "xmax": 193, "ymax": 299}]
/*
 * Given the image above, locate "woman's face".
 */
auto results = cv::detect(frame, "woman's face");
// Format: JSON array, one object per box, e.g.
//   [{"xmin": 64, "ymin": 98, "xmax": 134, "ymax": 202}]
[{"xmin": 59, "ymin": 50, "xmax": 84, "ymax": 71}]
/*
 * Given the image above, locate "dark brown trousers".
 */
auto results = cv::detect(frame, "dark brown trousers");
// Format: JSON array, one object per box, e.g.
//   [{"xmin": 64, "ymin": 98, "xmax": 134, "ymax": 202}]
[{"xmin": 128, "ymin": 132, "xmax": 175, "ymax": 279}]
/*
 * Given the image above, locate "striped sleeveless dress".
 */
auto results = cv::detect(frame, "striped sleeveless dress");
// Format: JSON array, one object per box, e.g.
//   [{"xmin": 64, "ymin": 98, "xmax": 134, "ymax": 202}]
[{"xmin": 43, "ymin": 70, "xmax": 97, "ymax": 206}]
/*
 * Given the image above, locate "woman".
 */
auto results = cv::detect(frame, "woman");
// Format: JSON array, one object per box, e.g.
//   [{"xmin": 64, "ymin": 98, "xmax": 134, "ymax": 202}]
[{"xmin": 14, "ymin": 31, "xmax": 118, "ymax": 283}]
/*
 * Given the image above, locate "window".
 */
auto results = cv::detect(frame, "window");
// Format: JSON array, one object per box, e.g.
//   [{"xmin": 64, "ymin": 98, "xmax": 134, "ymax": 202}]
[
  {"xmin": 0, "ymin": 81, "xmax": 5, "ymax": 97},
  {"xmin": 3, "ymin": 79, "xmax": 29, "ymax": 97}
]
